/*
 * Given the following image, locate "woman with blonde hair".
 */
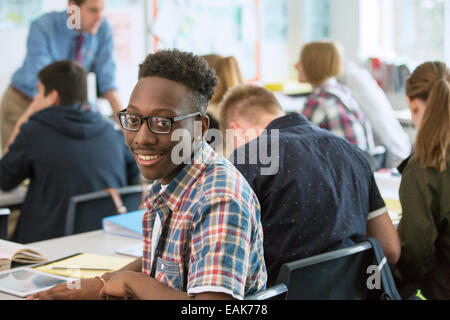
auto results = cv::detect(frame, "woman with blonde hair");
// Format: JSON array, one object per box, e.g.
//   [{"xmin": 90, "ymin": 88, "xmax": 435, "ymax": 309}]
[
  {"xmin": 201, "ymin": 54, "xmax": 244, "ymax": 129},
  {"xmin": 296, "ymin": 40, "xmax": 375, "ymax": 154},
  {"xmin": 394, "ymin": 61, "xmax": 450, "ymax": 300}
]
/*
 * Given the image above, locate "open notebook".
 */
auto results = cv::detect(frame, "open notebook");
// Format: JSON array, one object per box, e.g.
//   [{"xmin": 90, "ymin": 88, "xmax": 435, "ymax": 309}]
[{"xmin": 0, "ymin": 239, "xmax": 47, "ymax": 271}]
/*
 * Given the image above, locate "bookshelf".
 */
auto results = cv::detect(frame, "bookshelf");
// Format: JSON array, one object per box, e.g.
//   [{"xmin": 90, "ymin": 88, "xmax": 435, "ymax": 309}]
[{"xmin": 365, "ymin": 57, "xmax": 410, "ymax": 110}]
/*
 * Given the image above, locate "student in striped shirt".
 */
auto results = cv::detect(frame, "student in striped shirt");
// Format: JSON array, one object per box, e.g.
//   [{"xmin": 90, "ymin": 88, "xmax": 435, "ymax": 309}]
[{"xmin": 30, "ymin": 49, "xmax": 267, "ymax": 300}]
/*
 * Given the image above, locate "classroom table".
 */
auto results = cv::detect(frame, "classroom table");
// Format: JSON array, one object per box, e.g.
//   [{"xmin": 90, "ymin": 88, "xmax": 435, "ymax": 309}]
[
  {"xmin": 0, "ymin": 230, "xmax": 141, "ymax": 300},
  {"xmin": 0, "ymin": 173, "xmax": 401, "ymax": 300},
  {"xmin": 0, "ymin": 186, "xmax": 26, "ymax": 210}
]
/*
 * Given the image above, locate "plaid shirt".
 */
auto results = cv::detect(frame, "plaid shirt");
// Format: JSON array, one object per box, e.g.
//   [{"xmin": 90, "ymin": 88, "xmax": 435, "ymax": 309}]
[
  {"xmin": 303, "ymin": 78, "xmax": 374, "ymax": 152},
  {"xmin": 141, "ymin": 142, "xmax": 267, "ymax": 299}
]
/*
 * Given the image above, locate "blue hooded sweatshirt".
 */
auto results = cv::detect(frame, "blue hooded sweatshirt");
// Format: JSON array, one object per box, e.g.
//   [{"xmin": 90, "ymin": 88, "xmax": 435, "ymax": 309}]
[{"xmin": 0, "ymin": 104, "xmax": 140, "ymax": 243}]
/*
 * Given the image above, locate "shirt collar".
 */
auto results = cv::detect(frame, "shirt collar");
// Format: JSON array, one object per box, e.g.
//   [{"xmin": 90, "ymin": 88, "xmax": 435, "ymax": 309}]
[
  {"xmin": 146, "ymin": 141, "xmax": 216, "ymax": 212},
  {"xmin": 313, "ymin": 77, "xmax": 338, "ymax": 93},
  {"xmin": 266, "ymin": 113, "xmax": 309, "ymax": 130},
  {"xmin": 60, "ymin": 10, "xmax": 88, "ymax": 39}
]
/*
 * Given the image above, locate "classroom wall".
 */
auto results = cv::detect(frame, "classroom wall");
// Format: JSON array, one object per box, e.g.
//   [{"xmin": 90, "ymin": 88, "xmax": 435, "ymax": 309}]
[
  {"xmin": 329, "ymin": 0, "xmax": 360, "ymax": 63},
  {"xmin": 0, "ymin": 0, "xmax": 411, "ymax": 108},
  {"xmin": 0, "ymin": 29, "xmax": 28, "ymax": 98},
  {"xmin": 0, "ymin": 0, "xmax": 66, "ymax": 98}
]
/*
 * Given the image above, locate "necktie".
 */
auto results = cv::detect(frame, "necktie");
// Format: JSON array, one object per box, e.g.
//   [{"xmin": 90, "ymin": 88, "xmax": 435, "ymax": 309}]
[{"xmin": 75, "ymin": 33, "xmax": 84, "ymax": 66}]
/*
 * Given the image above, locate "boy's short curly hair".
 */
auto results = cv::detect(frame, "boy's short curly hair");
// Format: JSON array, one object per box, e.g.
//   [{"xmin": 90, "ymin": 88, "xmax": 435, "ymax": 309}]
[{"xmin": 138, "ymin": 49, "xmax": 218, "ymax": 114}]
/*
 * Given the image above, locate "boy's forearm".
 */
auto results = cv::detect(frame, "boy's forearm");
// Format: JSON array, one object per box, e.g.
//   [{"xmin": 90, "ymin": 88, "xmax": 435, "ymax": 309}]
[
  {"xmin": 120, "ymin": 257, "xmax": 142, "ymax": 272},
  {"xmin": 123, "ymin": 272, "xmax": 191, "ymax": 300},
  {"xmin": 122, "ymin": 272, "xmax": 233, "ymax": 300},
  {"xmin": 102, "ymin": 257, "xmax": 142, "ymax": 281}
]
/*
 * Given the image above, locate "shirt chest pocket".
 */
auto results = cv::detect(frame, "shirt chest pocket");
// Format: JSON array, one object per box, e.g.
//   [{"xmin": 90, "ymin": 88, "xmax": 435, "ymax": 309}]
[{"xmin": 154, "ymin": 258, "xmax": 182, "ymax": 291}]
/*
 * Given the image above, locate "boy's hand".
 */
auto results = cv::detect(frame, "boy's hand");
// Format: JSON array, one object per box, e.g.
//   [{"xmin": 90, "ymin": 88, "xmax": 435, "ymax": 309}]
[
  {"xmin": 27, "ymin": 277, "xmax": 104, "ymax": 300},
  {"xmin": 99, "ymin": 271, "xmax": 134, "ymax": 300}
]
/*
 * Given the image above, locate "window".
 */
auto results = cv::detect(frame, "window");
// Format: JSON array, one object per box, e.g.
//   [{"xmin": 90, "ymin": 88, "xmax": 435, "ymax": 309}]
[{"xmin": 360, "ymin": 0, "xmax": 448, "ymax": 68}]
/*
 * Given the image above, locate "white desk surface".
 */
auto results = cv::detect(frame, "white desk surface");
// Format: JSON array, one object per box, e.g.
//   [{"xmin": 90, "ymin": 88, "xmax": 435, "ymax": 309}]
[
  {"xmin": 0, "ymin": 173, "xmax": 401, "ymax": 300},
  {"xmin": 0, "ymin": 230, "xmax": 141, "ymax": 300}
]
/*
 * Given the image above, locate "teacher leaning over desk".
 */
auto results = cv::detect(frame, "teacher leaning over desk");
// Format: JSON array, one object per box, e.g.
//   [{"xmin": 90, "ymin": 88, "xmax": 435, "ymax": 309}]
[{"xmin": 0, "ymin": 0, "xmax": 122, "ymax": 151}]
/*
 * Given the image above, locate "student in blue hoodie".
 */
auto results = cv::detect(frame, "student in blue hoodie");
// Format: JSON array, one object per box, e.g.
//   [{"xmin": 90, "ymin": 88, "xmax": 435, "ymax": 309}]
[{"xmin": 0, "ymin": 60, "xmax": 140, "ymax": 243}]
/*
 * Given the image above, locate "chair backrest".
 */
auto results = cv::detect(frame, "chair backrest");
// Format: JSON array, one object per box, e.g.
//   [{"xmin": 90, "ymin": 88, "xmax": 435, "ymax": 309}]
[
  {"xmin": 244, "ymin": 283, "xmax": 288, "ymax": 300},
  {"xmin": 64, "ymin": 185, "xmax": 145, "ymax": 236},
  {"xmin": 0, "ymin": 208, "xmax": 11, "ymax": 240},
  {"xmin": 276, "ymin": 238, "xmax": 401, "ymax": 300}
]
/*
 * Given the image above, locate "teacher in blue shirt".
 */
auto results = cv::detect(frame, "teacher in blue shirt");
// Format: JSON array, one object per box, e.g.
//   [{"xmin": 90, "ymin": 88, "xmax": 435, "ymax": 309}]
[{"xmin": 0, "ymin": 0, "xmax": 121, "ymax": 150}]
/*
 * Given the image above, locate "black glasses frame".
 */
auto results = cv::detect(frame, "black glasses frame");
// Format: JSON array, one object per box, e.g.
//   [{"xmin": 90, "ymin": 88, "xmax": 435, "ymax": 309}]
[{"xmin": 117, "ymin": 108, "xmax": 202, "ymax": 134}]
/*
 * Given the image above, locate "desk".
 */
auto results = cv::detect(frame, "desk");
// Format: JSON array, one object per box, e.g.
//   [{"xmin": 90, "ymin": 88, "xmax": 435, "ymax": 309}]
[
  {"xmin": 0, "ymin": 186, "xmax": 26, "ymax": 209},
  {"xmin": 0, "ymin": 230, "xmax": 141, "ymax": 300}
]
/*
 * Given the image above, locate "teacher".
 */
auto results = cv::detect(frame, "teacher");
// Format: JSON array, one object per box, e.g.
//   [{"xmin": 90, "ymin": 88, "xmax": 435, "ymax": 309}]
[{"xmin": 0, "ymin": 0, "xmax": 121, "ymax": 149}]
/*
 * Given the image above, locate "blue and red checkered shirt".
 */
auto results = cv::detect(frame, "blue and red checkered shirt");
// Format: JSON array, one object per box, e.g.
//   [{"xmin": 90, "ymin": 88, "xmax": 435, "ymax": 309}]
[
  {"xmin": 303, "ymin": 78, "xmax": 374, "ymax": 152},
  {"xmin": 141, "ymin": 142, "xmax": 267, "ymax": 299}
]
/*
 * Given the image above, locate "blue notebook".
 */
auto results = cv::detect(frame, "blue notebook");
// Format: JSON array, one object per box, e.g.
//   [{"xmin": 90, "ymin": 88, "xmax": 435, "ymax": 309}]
[{"xmin": 102, "ymin": 209, "xmax": 145, "ymax": 239}]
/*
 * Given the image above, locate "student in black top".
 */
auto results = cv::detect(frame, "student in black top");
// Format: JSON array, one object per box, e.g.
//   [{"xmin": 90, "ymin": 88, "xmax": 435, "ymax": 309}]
[
  {"xmin": 0, "ymin": 61, "xmax": 140, "ymax": 243},
  {"xmin": 219, "ymin": 84, "xmax": 401, "ymax": 285}
]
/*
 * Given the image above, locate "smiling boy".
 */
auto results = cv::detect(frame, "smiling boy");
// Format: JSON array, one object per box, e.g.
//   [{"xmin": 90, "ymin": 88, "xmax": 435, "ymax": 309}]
[{"xmin": 31, "ymin": 49, "xmax": 267, "ymax": 300}]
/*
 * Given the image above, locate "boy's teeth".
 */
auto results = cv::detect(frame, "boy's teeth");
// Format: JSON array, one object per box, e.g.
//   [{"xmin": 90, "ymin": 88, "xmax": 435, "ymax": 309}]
[{"xmin": 138, "ymin": 154, "xmax": 161, "ymax": 161}]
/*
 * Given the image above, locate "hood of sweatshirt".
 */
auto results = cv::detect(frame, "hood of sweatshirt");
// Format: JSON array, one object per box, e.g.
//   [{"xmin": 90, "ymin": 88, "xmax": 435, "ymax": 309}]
[{"xmin": 30, "ymin": 103, "xmax": 112, "ymax": 139}]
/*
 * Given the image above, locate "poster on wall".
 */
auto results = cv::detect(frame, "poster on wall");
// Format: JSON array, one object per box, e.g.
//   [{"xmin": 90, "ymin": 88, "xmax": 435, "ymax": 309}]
[{"xmin": 0, "ymin": 0, "xmax": 43, "ymax": 30}]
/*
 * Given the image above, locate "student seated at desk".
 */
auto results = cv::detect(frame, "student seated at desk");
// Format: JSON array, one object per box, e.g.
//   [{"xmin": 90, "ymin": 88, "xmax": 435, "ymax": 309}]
[
  {"xmin": 30, "ymin": 49, "xmax": 267, "ymax": 300},
  {"xmin": 296, "ymin": 40, "xmax": 376, "ymax": 157},
  {"xmin": 394, "ymin": 61, "xmax": 450, "ymax": 300},
  {"xmin": 0, "ymin": 60, "xmax": 140, "ymax": 243},
  {"xmin": 219, "ymin": 84, "xmax": 400, "ymax": 286}
]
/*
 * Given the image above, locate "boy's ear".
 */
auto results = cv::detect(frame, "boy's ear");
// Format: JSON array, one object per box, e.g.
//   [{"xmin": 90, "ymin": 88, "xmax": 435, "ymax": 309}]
[
  {"xmin": 48, "ymin": 89, "xmax": 60, "ymax": 106},
  {"xmin": 228, "ymin": 120, "xmax": 245, "ymax": 131},
  {"xmin": 202, "ymin": 114, "xmax": 210, "ymax": 135}
]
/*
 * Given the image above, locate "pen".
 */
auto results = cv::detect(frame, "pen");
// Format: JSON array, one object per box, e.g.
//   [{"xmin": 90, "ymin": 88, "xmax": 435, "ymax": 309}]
[{"xmin": 48, "ymin": 267, "xmax": 114, "ymax": 272}]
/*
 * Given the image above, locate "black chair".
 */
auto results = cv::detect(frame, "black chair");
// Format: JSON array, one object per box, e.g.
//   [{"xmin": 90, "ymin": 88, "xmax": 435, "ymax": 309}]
[
  {"xmin": 276, "ymin": 238, "xmax": 401, "ymax": 300},
  {"xmin": 64, "ymin": 185, "xmax": 146, "ymax": 236},
  {"xmin": 244, "ymin": 283, "xmax": 288, "ymax": 300},
  {"xmin": 0, "ymin": 208, "xmax": 11, "ymax": 240}
]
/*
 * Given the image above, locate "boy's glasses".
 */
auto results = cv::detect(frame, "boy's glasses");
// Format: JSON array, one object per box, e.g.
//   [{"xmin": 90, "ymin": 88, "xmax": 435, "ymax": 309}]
[{"xmin": 117, "ymin": 108, "xmax": 201, "ymax": 134}]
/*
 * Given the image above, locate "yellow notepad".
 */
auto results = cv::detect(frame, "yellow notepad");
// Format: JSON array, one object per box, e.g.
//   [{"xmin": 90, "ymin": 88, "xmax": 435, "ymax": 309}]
[
  {"xmin": 384, "ymin": 198, "xmax": 403, "ymax": 223},
  {"xmin": 33, "ymin": 253, "xmax": 135, "ymax": 279}
]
